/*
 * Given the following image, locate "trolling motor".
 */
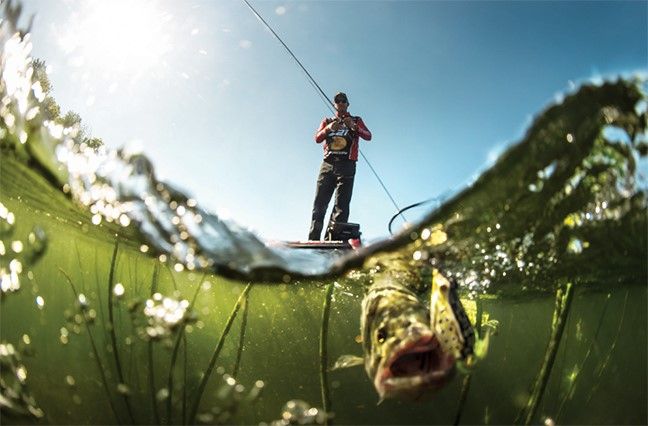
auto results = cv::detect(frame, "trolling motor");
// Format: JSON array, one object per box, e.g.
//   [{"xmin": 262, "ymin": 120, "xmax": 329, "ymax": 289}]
[{"xmin": 326, "ymin": 222, "xmax": 362, "ymax": 248}]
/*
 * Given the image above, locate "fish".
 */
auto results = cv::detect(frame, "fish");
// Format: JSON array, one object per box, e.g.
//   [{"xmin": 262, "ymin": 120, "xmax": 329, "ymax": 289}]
[{"xmin": 334, "ymin": 267, "xmax": 475, "ymax": 400}]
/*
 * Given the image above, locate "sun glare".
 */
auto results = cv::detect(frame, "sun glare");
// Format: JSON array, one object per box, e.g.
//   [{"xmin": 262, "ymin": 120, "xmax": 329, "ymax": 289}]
[{"xmin": 57, "ymin": 0, "xmax": 173, "ymax": 77}]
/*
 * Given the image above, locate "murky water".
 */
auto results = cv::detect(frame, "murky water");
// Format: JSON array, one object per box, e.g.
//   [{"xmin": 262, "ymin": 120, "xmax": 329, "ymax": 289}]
[{"xmin": 1, "ymin": 3, "xmax": 646, "ymax": 425}]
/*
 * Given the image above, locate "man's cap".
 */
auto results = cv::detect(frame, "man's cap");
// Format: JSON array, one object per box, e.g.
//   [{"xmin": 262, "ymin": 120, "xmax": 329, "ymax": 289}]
[{"xmin": 334, "ymin": 92, "xmax": 348, "ymax": 102}]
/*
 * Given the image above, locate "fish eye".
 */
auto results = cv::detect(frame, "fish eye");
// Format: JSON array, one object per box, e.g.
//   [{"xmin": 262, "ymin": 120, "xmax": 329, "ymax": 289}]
[{"xmin": 376, "ymin": 327, "xmax": 387, "ymax": 343}]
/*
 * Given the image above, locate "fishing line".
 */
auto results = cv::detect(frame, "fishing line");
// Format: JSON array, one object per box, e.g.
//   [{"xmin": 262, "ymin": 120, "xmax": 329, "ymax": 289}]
[{"xmin": 241, "ymin": 0, "xmax": 407, "ymax": 226}]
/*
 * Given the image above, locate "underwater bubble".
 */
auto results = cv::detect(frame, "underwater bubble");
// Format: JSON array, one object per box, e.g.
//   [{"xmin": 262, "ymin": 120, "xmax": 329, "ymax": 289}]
[
  {"xmin": 567, "ymin": 237, "xmax": 584, "ymax": 254},
  {"xmin": 11, "ymin": 240, "xmax": 23, "ymax": 253},
  {"xmin": 77, "ymin": 293, "xmax": 88, "ymax": 307},
  {"xmin": 0, "ymin": 343, "xmax": 13, "ymax": 356},
  {"xmin": 197, "ymin": 413, "xmax": 214, "ymax": 423},
  {"xmin": 156, "ymin": 387, "xmax": 169, "ymax": 401},
  {"xmin": 21, "ymin": 334, "xmax": 30, "ymax": 345},
  {"xmin": 27, "ymin": 227, "xmax": 47, "ymax": 254},
  {"xmin": 35, "ymin": 296, "xmax": 44, "ymax": 309},
  {"xmin": 118, "ymin": 214, "xmax": 131, "ymax": 227},
  {"xmin": 140, "ymin": 244, "xmax": 149, "ymax": 253},
  {"xmin": 116, "ymin": 383, "xmax": 131, "ymax": 395},
  {"xmin": 544, "ymin": 417, "xmax": 556, "ymax": 426},
  {"xmin": 65, "ymin": 375, "xmax": 76, "ymax": 386},
  {"xmin": 113, "ymin": 283, "xmax": 125, "ymax": 297},
  {"xmin": 0, "ymin": 241, "xmax": 5, "ymax": 255},
  {"xmin": 91, "ymin": 214, "xmax": 101, "ymax": 225},
  {"xmin": 9, "ymin": 259, "xmax": 22, "ymax": 273},
  {"xmin": 16, "ymin": 365, "xmax": 27, "ymax": 382}
]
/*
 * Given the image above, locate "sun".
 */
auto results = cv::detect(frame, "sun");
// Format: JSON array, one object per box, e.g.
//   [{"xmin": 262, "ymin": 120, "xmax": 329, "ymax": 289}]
[{"xmin": 57, "ymin": 0, "xmax": 173, "ymax": 77}]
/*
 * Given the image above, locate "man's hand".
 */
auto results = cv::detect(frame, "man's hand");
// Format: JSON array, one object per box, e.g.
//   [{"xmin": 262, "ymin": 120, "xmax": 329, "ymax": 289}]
[
  {"xmin": 343, "ymin": 117, "xmax": 357, "ymax": 131},
  {"xmin": 327, "ymin": 120, "xmax": 341, "ymax": 132}
]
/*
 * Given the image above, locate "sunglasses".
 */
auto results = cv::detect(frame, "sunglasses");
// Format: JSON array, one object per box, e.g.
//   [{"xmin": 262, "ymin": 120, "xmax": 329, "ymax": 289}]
[{"xmin": 334, "ymin": 98, "xmax": 348, "ymax": 104}]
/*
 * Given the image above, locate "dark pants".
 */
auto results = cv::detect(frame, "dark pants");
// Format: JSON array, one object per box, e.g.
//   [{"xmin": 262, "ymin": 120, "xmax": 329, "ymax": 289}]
[{"xmin": 308, "ymin": 160, "xmax": 356, "ymax": 240}]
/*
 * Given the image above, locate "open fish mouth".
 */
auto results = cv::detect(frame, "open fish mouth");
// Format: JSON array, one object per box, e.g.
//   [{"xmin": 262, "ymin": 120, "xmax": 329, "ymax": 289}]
[{"xmin": 374, "ymin": 334, "xmax": 455, "ymax": 398}]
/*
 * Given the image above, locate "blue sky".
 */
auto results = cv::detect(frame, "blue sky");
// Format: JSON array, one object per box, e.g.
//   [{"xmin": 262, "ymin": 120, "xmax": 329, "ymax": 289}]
[{"xmin": 21, "ymin": 0, "xmax": 647, "ymax": 242}]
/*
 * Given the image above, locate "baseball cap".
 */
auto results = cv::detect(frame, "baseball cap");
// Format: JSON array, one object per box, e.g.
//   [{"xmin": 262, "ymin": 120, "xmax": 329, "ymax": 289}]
[{"xmin": 334, "ymin": 92, "xmax": 348, "ymax": 103}]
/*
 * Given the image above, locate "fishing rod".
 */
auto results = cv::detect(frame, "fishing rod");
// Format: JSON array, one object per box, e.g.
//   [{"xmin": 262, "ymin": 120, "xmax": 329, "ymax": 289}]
[{"xmin": 241, "ymin": 0, "xmax": 407, "ymax": 227}]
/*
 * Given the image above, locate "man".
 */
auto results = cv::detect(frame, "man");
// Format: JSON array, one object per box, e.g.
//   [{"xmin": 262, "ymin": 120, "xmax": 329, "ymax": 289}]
[{"xmin": 308, "ymin": 92, "xmax": 372, "ymax": 241}]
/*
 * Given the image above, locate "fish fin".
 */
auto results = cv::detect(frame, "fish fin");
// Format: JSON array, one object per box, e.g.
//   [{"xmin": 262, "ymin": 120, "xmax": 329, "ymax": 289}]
[
  {"xmin": 330, "ymin": 354, "xmax": 364, "ymax": 371},
  {"xmin": 457, "ymin": 329, "xmax": 492, "ymax": 373},
  {"xmin": 474, "ymin": 329, "xmax": 491, "ymax": 360}
]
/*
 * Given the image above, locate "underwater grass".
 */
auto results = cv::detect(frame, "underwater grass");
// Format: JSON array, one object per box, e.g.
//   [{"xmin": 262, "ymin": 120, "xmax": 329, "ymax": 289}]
[
  {"xmin": 585, "ymin": 290, "xmax": 630, "ymax": 406},
  {"xmin": 319, "ymin": 281, "xmax": 335, "ymax": 422},
  {"xmin": 59, "ymin": 268, "xmax": 121, "ymax": 424},
  {"xmin": 518, "ymin": 283, "xmax": 574, "ymax": 424},
  {"xmin": 188, "ymin": 282, "xmax": 253, "ymax": 425},
  {"xmin": 165, "ymin": 272, "xmax": 206, "ymax": 425},
  {"xmin": 148, "ymin": 263, "xmax": 161, "ymax": 424},
  {"xmin": 232, "ymin": 290, "xmax": 249, "ymax": 379},
  {"xmin": 555, "ymin": 293, "xmax": 611, "ymax": 421},
  {"xmin": 106, "ymin": 240, "xmax": 136, "ymax": 424}
]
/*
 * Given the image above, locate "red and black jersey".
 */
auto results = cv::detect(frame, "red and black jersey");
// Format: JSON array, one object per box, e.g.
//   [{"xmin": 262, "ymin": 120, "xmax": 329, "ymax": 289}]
[{"xmin": 314, "ymin": 112, "xmax": 371, "ymax": 161}]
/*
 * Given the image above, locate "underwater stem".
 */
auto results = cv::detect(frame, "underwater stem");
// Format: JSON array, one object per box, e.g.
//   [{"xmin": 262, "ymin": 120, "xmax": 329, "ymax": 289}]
[
  {"xmin": 106, "ymin": 240, "xmax": 136, "ymax": 424},
  {"xmin": 148, "ymin": 263, "xmax": 161, "ymax": 425},
  {"xmin": 233, "ymin": 293, "xmax": 249, "ymax": 378},
  {"xmin": 188, "ymin": 282, "xmax": 253, "ymax": 425},
  {"xmin": 585, "ymin": 289, "xmax": 629, "ymax": 406},
  {"xmin": 59, "ymin": 268, "xmax": 122, "ymax": 425},
  {"xmin": 518, "ymin": 283, "xmax": 574, "ymax": 425},
  {"xmin": 319, "ymin": 281, "xmax": 335, "ymax": 422},
  {"xmin": 555, "ymin": 293, "xmax": 611, "ymax": 421},
  {"xmin": 166, "ymin": 272, "xmax": 206, "ymax": 424}
]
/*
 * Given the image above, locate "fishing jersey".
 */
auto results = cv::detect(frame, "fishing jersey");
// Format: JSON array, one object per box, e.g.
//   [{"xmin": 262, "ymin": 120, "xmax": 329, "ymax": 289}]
[{"xmin": 314, "ymin": 113, "xmax": 372, "ymax": 161}]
